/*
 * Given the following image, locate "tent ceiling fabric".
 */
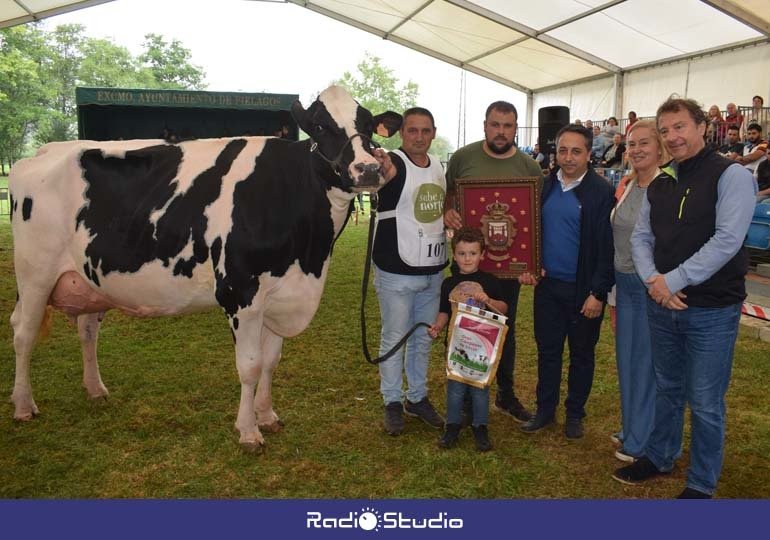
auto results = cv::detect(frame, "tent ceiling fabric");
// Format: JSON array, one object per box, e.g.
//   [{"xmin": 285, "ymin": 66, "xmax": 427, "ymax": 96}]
[
  {"xmin": 286, "ymin": 0, "xmax": 767, "ymax": 92},
  {"xmin": 0, "ymin": 0, "xmax": 112, "ymax": 29},
  {"xmin": 1, "ymin": 0, "xmax": 768, "ymax": 93}
]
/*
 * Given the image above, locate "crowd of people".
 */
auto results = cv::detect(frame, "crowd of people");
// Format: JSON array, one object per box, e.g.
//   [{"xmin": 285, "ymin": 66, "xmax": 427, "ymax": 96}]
[
  {"xmin": 566, "ymin": 98, "xmax": 769, "ymax": 199},
  {"xmin": 370, "ymin": 94, "xmax": 761, "ymax": 500}
]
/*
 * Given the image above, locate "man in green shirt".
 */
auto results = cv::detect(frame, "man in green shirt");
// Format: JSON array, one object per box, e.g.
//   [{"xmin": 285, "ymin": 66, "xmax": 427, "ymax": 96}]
[{"xmin": 444, "ymin": 101, "xmax": 544, "ymax": 423}]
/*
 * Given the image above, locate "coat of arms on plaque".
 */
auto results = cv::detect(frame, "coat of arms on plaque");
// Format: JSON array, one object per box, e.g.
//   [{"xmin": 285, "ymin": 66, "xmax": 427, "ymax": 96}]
[
  {"xmin": 481, "ymin": 200, "xmax": 517, "ymax": 262},
  {"xmin": 455, "ymin": 176, "xmax": 542, "ymax": 279}
]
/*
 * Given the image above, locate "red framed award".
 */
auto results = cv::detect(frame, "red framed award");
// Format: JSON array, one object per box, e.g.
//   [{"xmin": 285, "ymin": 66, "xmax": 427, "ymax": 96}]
[{"xmin": 454, "ymin": 177, "xmax": 542, "ymax": 280}]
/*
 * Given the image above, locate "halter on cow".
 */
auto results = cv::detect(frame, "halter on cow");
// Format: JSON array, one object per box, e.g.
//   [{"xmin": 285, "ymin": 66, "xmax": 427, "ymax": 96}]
[{"xmin": 8, "ymin": 85, "xmax": 401, "ymax": 451}]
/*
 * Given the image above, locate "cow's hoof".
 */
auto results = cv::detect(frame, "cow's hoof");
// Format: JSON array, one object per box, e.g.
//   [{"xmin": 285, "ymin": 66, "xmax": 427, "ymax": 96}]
[
  {"xmin": 13, "ymin": 407, "xmax": 39, "ymax": 422},
  {"xmin": 84, "ymin": 383, "xmax": 109, "ymax": 400},
  {"xmin": 240, "ymin": 440, "xmax": 266, "ymax": 454},
  {"xmin": 258, "ymin": 419, "xmax": 285, "ymax": 433},
  {"xmin": 85, "ymin": 389, "xmax": 109, "ymax": 401}
]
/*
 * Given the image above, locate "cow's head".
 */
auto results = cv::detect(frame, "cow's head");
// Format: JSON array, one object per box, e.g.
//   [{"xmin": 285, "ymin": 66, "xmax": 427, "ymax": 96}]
[{"xmin": 291, "ymin": 86, "xmax": 402, "ymax": 191}]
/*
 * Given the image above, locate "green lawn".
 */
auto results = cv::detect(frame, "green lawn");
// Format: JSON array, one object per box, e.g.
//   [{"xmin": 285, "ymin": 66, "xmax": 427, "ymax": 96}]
[{"xmin": 0, "ymin": 218, "xmax": 768, "ymax": 498}]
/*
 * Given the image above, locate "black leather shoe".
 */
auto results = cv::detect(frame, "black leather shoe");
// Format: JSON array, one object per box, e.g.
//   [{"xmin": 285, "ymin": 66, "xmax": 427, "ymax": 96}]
[
  {"xmin": 565, "ymin": 417, "xmax": 584, "ymax": 439},
  {"xmin": 439, "ymin": 423, "xmax": 461, "ymax": 449},
  {"xmin": 494, "ymin": 396, "xmax": 532, "ymax": 423},
  {"xmin": 677, "ymin": 487, "xmax": 712, "ymax": 499},
  {"xmin": 471, "ymin": 424, "xmax": 492, "ymax": 452},
  {"xmin": 520, "ymin": 412, "xmax": 555, "ymax": 433}
]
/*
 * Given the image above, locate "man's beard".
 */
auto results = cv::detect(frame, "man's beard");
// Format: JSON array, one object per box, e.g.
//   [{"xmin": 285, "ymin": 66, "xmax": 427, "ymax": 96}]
[{"xmin": 486, "ymin": 137, "xmax": 514, "ymax": 155}]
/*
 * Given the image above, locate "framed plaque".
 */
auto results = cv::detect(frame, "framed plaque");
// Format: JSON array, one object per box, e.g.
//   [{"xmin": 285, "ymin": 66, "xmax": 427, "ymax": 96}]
[{"xmin": 455, "ymin": 177, "xmax": 542, "ymax": 279}]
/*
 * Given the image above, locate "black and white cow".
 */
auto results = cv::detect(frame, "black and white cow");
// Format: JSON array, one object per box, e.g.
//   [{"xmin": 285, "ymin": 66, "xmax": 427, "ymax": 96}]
[{"xmin": 8, "ymin": 85, "xmax": 401, "ymax": 451}]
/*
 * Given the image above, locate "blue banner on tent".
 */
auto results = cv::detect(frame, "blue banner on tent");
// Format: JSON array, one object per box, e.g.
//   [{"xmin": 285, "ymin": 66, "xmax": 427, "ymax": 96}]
[{"xmin": 0, "ymin": 499, "xmax": 767, "ymax": 540}]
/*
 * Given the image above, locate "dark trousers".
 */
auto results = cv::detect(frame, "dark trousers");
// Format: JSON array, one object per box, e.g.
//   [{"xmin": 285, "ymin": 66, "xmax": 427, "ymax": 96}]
[
  {"xmin": 533, "ymin": 277, "xmax": 603, "ymax": 419},
  {"xmin": 495, "ymin": 279, "xmax": 521, "ymax": 403}
]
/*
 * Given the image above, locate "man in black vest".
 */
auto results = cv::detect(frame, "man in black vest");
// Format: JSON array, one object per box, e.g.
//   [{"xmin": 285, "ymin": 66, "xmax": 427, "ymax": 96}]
[{"xmin": 613, "ymin": 97, "xmax": 756, "ymax": 498}]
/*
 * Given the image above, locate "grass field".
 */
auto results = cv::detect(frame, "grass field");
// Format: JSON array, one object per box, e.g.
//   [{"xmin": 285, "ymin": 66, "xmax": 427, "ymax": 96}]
[{"xmin": 0, "ymin": 215, "xmax": 768, "ymax": 499}]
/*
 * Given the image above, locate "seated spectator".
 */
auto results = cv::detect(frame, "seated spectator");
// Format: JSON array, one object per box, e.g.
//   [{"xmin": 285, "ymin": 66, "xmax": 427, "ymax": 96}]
[
  {"xmin": 707, "ymin": 105, "xmax": 726, "ymax": 143},
  {"xmin": 737, "ymin": 123, "xmax": 768, "ymax": 176},
  {"xmin": 725, "ymin": 102, "xmax": 744, "ymax": 135},
  {"xmin": 591, "ymin": 125, "xmax": 605, "ymax": 164},
  {"xmin": 757, "ymin": 146, "xmax": 770, "ymax": 202},
  {"xmin": 574, "ymin": 119, "xmax": 583, "ymax": 126},
  {"xmin": 747, "ymin": 95, "xmax": 770, "ymax": 138},
  {"xmin": 601, "ymin": 133, "xmax": 626, "ymax": 169},
  {"xmin": 585, "ymin": 119, "xmax": 594, "ymax": 130},
  {"xmin": 531, "ymin": 143, "xmax": 547, "ymax": 168},
  {"xmin": 624, "ymin": 111, "xmax": 637, "ymax": 138},
  {"xmin": 706, "ymin": 123, "xmax": 718, "ymax": 147},
  {"xmin": 603, "ymin": 117, "xmax": 621, "ymax": 138},
  {"xmin": 548, "ymin": 152, "xmax": 558, "ymax": 174},
  {"xmin": 719, "ymin": 124, "xmax": 744, "ymax": 160}
]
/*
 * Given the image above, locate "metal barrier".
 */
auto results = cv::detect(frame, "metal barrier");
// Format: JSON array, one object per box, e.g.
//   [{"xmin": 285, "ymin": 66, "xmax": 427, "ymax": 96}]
[
  {"xmin": 594, "ymin": 167, "xmax": 628, "ymax": 189},
  {"xmin": 0, "ymin": 187, "xmax": 10, "ymax": 216}
]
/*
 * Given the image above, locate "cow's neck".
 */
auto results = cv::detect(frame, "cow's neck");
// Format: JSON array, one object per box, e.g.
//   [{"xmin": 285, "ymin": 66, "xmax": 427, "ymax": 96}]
[
  {"xmin": 308, "ymin": 147, "xmax": 356, "ymax": 237},
  {"xmin": 326, "ymin": 187, "xmax": 355, "ymax": 236}
]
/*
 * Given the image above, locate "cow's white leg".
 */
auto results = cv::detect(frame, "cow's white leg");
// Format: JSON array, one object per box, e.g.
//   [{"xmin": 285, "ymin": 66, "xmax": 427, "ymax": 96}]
[
  {"xmin": 233, "ymin": 312, "xmax": 265, "ymax": 451},
  {"xmin": 256, "ymin": 327, "xmax": 284, "ymax": 433},
  {"xmin": 10, "ymin": 290, "xmax": 50, "ymax": 421},
  {"xmin": 78, "ymin": 312, "xmax": 109, "ymax": 399}
]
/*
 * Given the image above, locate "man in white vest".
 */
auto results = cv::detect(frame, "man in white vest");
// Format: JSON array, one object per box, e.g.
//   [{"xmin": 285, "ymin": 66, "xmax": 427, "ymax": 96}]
[{"xmin": 373, "ymin": 107, "xmax": 448, "ymax": 435}]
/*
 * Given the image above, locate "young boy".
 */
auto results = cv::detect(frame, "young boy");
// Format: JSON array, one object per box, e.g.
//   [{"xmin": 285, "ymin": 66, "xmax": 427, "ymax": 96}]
[{"xmin": 428, "ymin": 227, "xmax": 508, "ymax": 451}]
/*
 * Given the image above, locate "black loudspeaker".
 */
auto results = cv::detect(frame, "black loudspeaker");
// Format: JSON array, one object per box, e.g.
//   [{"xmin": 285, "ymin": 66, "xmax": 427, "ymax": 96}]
[{"xmin": 538, "ymin": 106, "xmax": 570, "ymax": 159}]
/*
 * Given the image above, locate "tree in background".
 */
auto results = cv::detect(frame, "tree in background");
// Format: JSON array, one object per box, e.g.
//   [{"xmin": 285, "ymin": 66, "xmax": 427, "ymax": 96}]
[
  {"xmin": 35, "ymin": 24, "xmax": 85, "ymax": 143},
  {"xmin": 0, "ymin": 26, "xmax": 48, "ymax": 173},
  {"xmin": 0, "ymin": 24, "xmax": 208, "ymax": 170},
  {"xmin": 333, "ymin": 52, "xmax": 453, "ymax": 159},
  {"xmin": 334, "ymin": 53, "xmax": 417, "ymax": 151},
  {"xmin": 139, "ymin": 33, "xmax": 205, "ymax": 90},
  {"xmin": 79, "ymin": 38, "xmax": 155, "ymax": 89}
]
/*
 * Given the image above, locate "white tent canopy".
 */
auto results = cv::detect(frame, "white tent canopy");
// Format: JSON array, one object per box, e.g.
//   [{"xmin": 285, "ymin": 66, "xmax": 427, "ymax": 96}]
[{"xmin": 2, "ymin": 0, "xmax": 769, "ymax": 129}]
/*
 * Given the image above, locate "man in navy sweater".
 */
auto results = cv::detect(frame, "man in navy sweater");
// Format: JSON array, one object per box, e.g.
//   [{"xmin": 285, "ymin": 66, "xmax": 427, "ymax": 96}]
[{"xmin": 519, "ymin": 124, "xmax": 615, "ymax": 439}]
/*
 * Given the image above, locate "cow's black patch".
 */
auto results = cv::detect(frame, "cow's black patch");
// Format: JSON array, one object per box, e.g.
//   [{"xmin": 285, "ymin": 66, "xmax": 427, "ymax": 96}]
[
  {"xmin": 213, "ymin": 138, "xmax": 335, "ymax": 317},
  {"xmin": 82, "ymin": 262, "xmax": 100, "ymax": 286},
  {"xmin": 76, "ymin": 140, "xmax": 246, "ymax": 279},
  {"xmin": 22, "ymin": 197, "xmax": 33, "ymax": 221}
]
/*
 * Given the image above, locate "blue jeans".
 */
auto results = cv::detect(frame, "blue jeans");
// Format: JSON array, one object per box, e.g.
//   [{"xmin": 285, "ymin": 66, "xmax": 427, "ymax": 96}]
[
  {"xmin": 446, "ymin": 379, "xmax": 489, "ymax": 426},
  {"xmin": 644, "ymin": 300, "xmax": 741, "ymax": 495},
  {"xmin": 615, "ymin": 271, "xmax": 655, "ymax": 457},
  {"xmin": 374, "ymin": 266, "xmax": 442, "ymax": 404}
]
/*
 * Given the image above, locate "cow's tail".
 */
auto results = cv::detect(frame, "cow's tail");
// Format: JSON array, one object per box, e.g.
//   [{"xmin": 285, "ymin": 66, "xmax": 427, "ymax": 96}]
[{"xmin": 39, "ymin": 306, "xmax": 54, "ymax": 339}]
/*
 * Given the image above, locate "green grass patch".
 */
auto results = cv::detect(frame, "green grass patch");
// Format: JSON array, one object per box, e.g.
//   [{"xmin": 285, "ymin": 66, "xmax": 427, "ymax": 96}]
[{"xmin": 0, "ymin": 218, "xmax": 768, "ymax": 498}]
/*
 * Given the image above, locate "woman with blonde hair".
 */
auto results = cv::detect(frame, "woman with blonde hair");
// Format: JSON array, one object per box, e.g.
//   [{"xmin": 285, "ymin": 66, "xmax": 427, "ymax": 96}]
[
  {"xmin": 707, "ymin": 105, "xmax": 726, "ymax": 144},
  {"xmin": 610, "ymin": 119, "xmax": 670, "ymax": 462}
]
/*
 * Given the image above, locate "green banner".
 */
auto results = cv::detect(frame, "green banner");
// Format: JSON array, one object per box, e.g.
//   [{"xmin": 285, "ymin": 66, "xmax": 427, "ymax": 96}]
[{"xmin": 76, "ymin": 87, "xmax": 298, "ymax": 111}]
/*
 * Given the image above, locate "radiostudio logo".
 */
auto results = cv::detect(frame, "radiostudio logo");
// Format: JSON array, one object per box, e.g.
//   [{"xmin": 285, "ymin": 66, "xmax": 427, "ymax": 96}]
[{"xmin": 306, "ymin": 506, "xmax": 463, "ymax": 531}]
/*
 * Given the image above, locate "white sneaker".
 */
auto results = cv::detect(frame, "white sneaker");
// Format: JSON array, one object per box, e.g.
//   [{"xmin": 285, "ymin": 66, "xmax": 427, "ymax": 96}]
[{"xmin": 614, "ymin": 448, "xmax": 637, "ymax": 463}]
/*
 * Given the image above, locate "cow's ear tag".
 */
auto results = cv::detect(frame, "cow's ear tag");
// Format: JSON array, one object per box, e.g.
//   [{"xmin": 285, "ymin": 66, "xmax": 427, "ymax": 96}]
[{"xmin": 373, "ymin": 111, "xmax": 402, "ymax": 138}]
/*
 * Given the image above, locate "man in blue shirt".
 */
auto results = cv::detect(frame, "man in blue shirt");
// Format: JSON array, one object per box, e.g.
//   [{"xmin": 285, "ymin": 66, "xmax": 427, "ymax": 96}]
[
  {"xmin": 614, "ymin": 97, "xmax": 756, "ymax": 498},
  {"xmin": 519, "ymin": 125, "xmax": 615, "ymax": 439}
]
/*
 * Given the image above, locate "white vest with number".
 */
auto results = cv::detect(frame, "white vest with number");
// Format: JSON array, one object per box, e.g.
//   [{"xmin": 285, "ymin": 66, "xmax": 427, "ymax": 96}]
[{"xmin": 377, "ymin": 149, "xmax": 447, "ymax": 268}]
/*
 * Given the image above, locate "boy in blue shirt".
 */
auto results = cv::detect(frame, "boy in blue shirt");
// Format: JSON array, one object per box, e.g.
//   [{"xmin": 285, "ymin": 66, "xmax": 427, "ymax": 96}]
[{"xmin": 428, "ymin": 227, "xmax": 508, "ymax": 451}]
